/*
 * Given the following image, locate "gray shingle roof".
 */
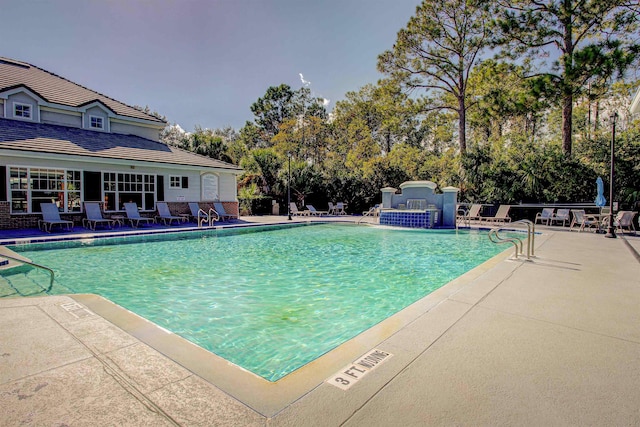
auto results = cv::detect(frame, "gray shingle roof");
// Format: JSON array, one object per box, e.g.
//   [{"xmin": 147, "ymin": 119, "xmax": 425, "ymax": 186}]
[
  {"xmin": 0, "ymin": 118, "xmax": 242, "ymax": 172},
  {"xmin": 0, "ymin": 57, "xmax": 165, "ymax": 124}
]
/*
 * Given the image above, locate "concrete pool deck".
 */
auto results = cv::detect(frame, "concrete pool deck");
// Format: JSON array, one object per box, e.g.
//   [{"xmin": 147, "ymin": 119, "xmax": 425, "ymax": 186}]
[{"xmin": 1, "ymin": 217, "xmax": 639, "ymax": 425}]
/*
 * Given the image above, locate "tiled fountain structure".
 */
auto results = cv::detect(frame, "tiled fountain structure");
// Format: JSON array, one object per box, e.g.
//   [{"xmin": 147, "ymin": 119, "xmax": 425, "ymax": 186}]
[{"xmin": 379, "ymin": 181, "xmax": 458, "ymax": 229}]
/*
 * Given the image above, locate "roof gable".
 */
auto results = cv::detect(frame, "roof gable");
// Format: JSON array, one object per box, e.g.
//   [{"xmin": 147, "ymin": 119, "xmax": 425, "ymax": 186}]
[{"xmin": 0, "ymin": 57, "xmax": 166, "ymax": 125}]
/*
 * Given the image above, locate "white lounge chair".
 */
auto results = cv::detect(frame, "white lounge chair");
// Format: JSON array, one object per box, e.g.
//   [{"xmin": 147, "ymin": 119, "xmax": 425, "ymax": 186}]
[
  {"xmin": 214, "ymin": 202, "xmax": 235, "ymax": 221},
  {"xmin": 569, "ymin": 209, "xmax": 598, "ymax": 232},
  {"xmin": 83, "ymin": 202, "xmax": 114, "ymax": 230},
  {"xmin": 482, "ymin": 205, "xmax": 511, "ymax": 224},
  {"xmin": 39, "ymin": 202, "xmax": 73, "ymax": 233},
  {"xmin": 534, "ymin": 208, "xmax": 555, "ymax": 226},
  {"xmin": 156, "ymin": 202, "xmax": 184, "ymax": 225},
  {"xmin": 306, "ymin": 205, "xmax": 328, "ymax": 216},
  {"xmin": 124, "ymin": 202, "xmax": 155, "ymax": 228},
  {"xmin": 457, "ymin": 204, "xmax": 482, "ymax": 225},
  {"xmin": 602, "ymin": 211, "xmax": 637, "ymax": 234},
  {"xmin": 550, "ymin": 208, "xmax": 570, "ymax": 226},
  {"xmin": 289, "ymin": 202, "xmax": 309, "ymax": 216}
]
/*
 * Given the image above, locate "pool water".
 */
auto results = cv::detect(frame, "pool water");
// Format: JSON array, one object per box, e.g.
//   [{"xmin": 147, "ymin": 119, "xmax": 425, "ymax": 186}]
[{"xmin": 10, "ymin": 224, "xmax": 506, "ymax": 381}]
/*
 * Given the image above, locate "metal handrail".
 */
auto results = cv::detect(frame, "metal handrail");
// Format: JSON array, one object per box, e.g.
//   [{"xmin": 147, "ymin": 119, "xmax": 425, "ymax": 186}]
[
  {"xmin": 0, "ymin": 253, "xmax": 55, "ymax": 293},
  {"xmin": 357, "ymin": 206, "xmax": 379, "ymax": 224},
  {"xmin": 209, "ymin": 208, "xmax": 220, "ymax": 225},
  {"xmin": 488, "ymin": 219, "xmax": 536, "ymax": 260},
  {"xmin": 488, "ymin": 228, "xmax": 523, "ymax": 259},
  {"xmin": 511, "ymin": 219, "xmax": 535, "ymax": 258}
]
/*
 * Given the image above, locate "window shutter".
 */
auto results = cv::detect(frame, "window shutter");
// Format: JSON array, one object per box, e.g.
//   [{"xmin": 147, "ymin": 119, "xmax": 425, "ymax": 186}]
[{"xmin": 182, "ymin": 176, "xmax": 189, "ymax": 189}]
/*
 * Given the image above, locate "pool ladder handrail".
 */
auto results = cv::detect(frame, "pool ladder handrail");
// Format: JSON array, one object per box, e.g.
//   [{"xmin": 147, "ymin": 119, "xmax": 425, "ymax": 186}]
[
  {"xmin": 0, "ymin": 253, "xmax": 55, "ymax": 293},
  {"xmin": 488, "ymin": 219, "xmax": 535, "ymax": 260},
  {"xmin": 198, "ymin": 208, "xmax": 219, "ymax": 227},
  {"xmin": 357, "ymin": 205, "xmax": 380, "ymax": 225}
]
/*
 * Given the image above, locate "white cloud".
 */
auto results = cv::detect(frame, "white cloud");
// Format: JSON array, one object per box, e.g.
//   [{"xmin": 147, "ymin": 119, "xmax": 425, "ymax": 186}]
[{"xmin": 299, "ymin": 73, "xmax": 311, "ymax": 87}]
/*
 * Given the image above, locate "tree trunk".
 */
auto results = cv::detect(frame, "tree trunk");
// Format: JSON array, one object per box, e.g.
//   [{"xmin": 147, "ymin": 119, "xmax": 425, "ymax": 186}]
[
  {"xmin": 458, "ymin": 97, "xmax": 467, "ymax": 155},
  {"xmin": 562, "ymin": 93, "xmax": 573, "ymax": 156}
]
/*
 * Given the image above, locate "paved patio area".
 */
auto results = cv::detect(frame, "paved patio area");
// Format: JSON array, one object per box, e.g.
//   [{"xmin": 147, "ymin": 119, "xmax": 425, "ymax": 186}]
[{"xmin": 1, "ymin": 217, "xmax": 639, "ymax": 426}]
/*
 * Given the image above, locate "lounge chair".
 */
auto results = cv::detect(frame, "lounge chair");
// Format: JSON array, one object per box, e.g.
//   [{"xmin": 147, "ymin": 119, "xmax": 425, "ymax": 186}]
[
  {"xmin": 482, "ymin": 205, "xmax": 511, "ymax": 224},
  {"xmin": 124, "ymin": 202, "xmax": 155, "ymax": 228},
  {"xmin": 289, "ymin": 202, "xmax": 309, "ymax": 216},
  {"xmin": 534, "ymin": 208, "xmax": 555, "ymax": 226},
  {"xmin": 189, "ymin": 202, "xmax": 217, "ymax": 227},
  {"xmin": 457, "ymin": 204, "xmax": 482, "ymax": 225},
  {"xmin": 569, "ymin": 209, "xmax": 598, "ymax": 232},
  {"xmin": 156, "ymin": 202, "xmax": 185, "ymax": 225},
  {"xmin": 82, "ymin": 202, "xmax": 114, "ymax": 230},
  {"xmin": 39, "ymin": 202, "xmax": 73, "ymax": 233},
  {"xmin": 306, "ymin": 205, "xmax": 328, "ymax": 216},
  {"xmin": 602, "ymin": 211, "xmax": 637, "ymax": 234},
  {"xmin": 550, "ymin": 208, "xmax": 570, "ymax": 226},
  {"xmin": 616, "ymin": 211, "xmax": 637, "ymax": 234},
  {"xmin": 213, "ymin": 202, "xmax": 235, "ymax": 221}
]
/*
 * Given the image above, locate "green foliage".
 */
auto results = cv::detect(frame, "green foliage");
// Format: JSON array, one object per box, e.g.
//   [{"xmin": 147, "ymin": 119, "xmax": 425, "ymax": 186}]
[
  {"xmin": 168, "ymin": 2, "xmax": 640, "ymax": 215},
  {"xmin": 492, "ymin": 0, "xmax": 640, "ymax": 155},
  {"xmin": 378, "ymin": 0, "xmax": 492, "ymax": 153}
]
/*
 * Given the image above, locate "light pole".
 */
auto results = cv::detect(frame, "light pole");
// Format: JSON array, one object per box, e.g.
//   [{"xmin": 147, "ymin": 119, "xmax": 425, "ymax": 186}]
[
  {"xmin": 287, "ymin": 152, "xmax": 292, "ymax": 221},
  {"xmin": 605, "ymin": 112, "xmax": 617, "ymax": 238}
]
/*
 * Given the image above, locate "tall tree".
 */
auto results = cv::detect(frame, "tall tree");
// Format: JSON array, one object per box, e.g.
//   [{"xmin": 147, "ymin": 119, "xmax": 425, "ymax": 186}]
[
  {"xmin": 494, "ymin": 0, "xmax": 640, "ymax": 156},
  {"xmin": 250, "ymin": 84, "xmax": 296, "ymax": 140},
  {"xmin": 378, "ymin": 0, "xmax": 491, "ymax": 155}
]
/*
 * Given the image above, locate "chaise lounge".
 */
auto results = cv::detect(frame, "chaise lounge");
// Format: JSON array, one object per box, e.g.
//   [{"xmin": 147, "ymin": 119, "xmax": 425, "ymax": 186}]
[
  {"xmin": 156, "ymin": 202, "xmax": 185, "ymax": 226},
  {"xmin": 124, "ymin": 202, "xmax": 156, "ymax": 228},
  {"xmin": 39, "ymin": 202, "xmax": 73, "ymax": 233},
  {"xmin": 83, "ymin": 202, "xmax": 114, "ymax": 230}
]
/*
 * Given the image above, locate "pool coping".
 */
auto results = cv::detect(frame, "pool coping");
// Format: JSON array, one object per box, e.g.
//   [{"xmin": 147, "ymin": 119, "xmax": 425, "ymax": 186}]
[{"xmin": 68, "ymin": 229, "xmax": 534, "ymax": 417}]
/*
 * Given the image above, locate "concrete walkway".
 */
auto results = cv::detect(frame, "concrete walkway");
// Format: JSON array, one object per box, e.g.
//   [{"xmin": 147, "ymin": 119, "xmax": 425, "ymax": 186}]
[{"xmin": 1, "ymin": 220, "xmax": 639, "ymax": 426}]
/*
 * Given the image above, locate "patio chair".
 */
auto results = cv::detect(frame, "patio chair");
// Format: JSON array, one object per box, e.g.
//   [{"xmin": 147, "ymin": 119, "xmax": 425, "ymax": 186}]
[
  {"xmin": 328, "ymin": 202, "xmax": 337, "ymax": 215},
  {"xmin": 457, "ymin": 204, "xmax": 483, "ymax": 225},
  {"xmin": 306, "ymin": 205, "xmax": 329, "ymax": 216},
  {"xmin": 39, "ymin": 202, "xmax": 73, "ymax": 233},
  {"xmin": 335, "ymin": 202, "xmax": 347, "ymax": 215},
  {"xmin": 289, "ymin": 202, "xmax": 309, "ymax": 216},
  {"xmin": 602, "ymin": 211, "xmax": 637, "ymax": 234},
  {"xmin": 124, "ymin": 202, "xmax": 155, "ymax": 228},
  {"xmin": 534, "ymin": 208, "xmax": 555, "ymax": 226},
  {"xmin": 617, "ymin": 211, "xmax": 637, "ymax": 234},
  {"xmin": 482, "ymin": 205, "xmax": 511, "ymax": 224},
  {"xmin": 569, "ymin": 209, "xmax": 598, "ymax": 232},
  {"xmin": 213, "ymin": 202, "xmax": 235, "ymax": 221},
  {"xmin": 550, "ymin": 208, "xmax": 570, "ymax": 226},
  {"xmin": 82, "ymin": 202, "xmax": 114, "ymax": 230},
  {"xmin": 155, "ymin": 202, "xmax": 185, "ymax": 225},
  {"xmin": 189, "ymin": 202, "xmax": 217, "ymax": 227}
]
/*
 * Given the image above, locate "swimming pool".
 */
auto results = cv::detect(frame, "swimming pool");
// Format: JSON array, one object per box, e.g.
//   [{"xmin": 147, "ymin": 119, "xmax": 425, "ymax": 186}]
[{"xmin": 8, "ymin": 224, "xmax": 507, "ymax": 381}]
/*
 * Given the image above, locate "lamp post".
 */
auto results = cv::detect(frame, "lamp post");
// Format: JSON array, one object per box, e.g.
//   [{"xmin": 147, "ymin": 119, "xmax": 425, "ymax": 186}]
[
  {"xmin": 287, "ymin": 152, "xmax": 292, "ymax": 221},
  {"xmin": 605, "ymin": 112, "xmax": 617, "ymax": 238}
]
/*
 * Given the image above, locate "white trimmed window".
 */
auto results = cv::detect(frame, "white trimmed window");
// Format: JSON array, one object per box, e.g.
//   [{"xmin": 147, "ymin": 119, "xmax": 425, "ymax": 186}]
[
  {"xmin": 102, "ymin": 172, "xmax": 156, "ymax": 211},
  {"xmin": 169, "ymin": 175, "xmax": 188, "ymax": 189},
  {"xmin": 14, "ymin": 102, "xmax": 32, "ymax": 120},
  {"xmin": 8, "ymin": 167, "xmax": 82, "ymax": 213},
  {"xmin": 89, "ymin": 115, "xmax": 104, "ymax": 130}
]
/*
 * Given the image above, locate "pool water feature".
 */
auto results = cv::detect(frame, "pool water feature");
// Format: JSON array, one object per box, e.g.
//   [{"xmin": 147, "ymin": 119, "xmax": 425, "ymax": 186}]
[{"xmin": 9, "ymin": 224, "xmax": 508, "ymax": 381}]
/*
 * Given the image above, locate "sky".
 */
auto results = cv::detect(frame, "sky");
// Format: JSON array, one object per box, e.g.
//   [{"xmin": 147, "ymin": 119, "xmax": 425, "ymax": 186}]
[{"xmin": 2, "ymin": 0, "xmax": 421, "ymax": 132}]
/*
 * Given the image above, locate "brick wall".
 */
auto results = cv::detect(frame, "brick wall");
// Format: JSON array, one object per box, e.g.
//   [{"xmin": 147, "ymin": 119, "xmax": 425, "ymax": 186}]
[{"xmin": 0, "ymin": 202, "xmax": 83, "ymax": 230}]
